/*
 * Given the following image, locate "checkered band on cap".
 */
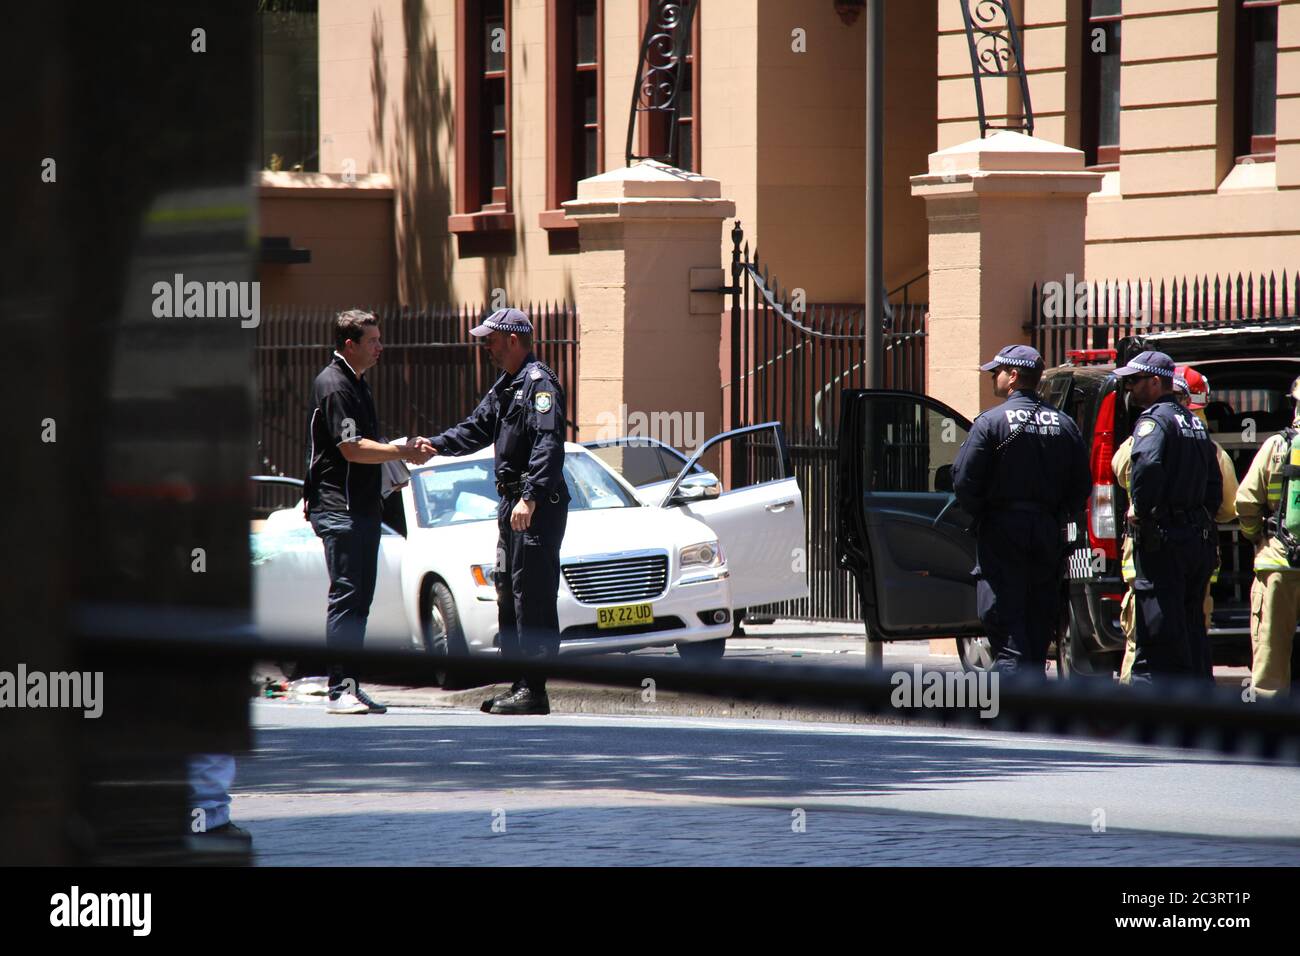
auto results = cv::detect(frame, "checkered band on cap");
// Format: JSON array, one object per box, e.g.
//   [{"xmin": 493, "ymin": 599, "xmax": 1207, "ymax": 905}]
[
  {"xmin": 486, "ymin": 314, "xmax": 532, "ymax": 333},
  {"xmin": 1128, "ymin": 361, "xmax": 1175, "ymax": 378},
  {"xmin": 996, "ymin": 353, "xmax": 1038, "ymax": 368},
  {"xmin": 1173, "ymin": 376, "xmax": 1189, "ymax": 393}
]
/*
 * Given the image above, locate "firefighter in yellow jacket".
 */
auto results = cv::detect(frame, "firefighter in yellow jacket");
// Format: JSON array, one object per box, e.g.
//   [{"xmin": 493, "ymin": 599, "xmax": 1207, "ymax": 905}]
[
  {"xmin": 1116, "ymin": 366, "xmax": 1236, "ymax": 681},
  {"xmin": 1234, "ymin": 373, "xmax": 1300, "ymax": 697}
]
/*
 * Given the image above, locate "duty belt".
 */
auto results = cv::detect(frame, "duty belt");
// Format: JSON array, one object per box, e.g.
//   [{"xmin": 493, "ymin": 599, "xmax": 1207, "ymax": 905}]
[
  {"xmin": 1156, "ymin": 507, "xmax": 1210, "ymax": 526},
  {"xmin": 497, "ymin": 480, "xmax": 525, "ymax": 498}
]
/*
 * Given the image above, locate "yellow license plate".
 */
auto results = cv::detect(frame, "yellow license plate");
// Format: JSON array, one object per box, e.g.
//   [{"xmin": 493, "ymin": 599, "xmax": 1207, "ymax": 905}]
[{"xmin": 597, "ymin": 603, "xmax": 654, "ymax": 629}]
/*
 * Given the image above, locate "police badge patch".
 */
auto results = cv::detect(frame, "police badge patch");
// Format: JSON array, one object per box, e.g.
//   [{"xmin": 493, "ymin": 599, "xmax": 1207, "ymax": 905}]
[
  {"xmin": 1135, "ymin": 419, "xmax": 1157, "ymax": 438},
  {"xmin": 534, "ymin": 391, "xmax": 553, "ymax": 413}
]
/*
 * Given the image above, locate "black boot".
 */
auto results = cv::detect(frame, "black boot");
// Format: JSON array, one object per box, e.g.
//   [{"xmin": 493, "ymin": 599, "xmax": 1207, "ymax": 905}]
[
  {"xmin": 481, "ymin": 680, "xmax": 522, "ymax": 713},
  {"xmin": 489, "ymin": 682, "xmax": 550, "ymax": 716}
]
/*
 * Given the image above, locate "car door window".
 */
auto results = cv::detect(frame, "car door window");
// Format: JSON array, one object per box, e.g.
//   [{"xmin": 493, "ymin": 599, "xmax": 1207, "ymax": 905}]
[
  {"xmin": 587, "ymin": 439, "xmax": 707, "ymax": 487},
  {"xmin": 1041, "ymin": 371, "xmax": 1072, "ymax": 412},
  {"xmin": 589, "ymin": 443, "xmax": 674, "ymax": 486},
  {"xmin": 864, "ymin": 396, "xmax": 968, "ymax": 496}
]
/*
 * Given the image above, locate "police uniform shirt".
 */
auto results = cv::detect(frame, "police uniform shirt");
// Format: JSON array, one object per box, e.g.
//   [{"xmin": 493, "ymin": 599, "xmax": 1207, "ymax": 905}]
[
  {"xmin": 429, "ymin": 353, "xmax": 567, "ymax": 501},
  {"xmin": 305, "ymin": 352, "xmax": 382, "ymax": 517},
  {"xmin": 1128, "ymin": 394, "xmax": 1222, "ymax": 522},
  {"xmin": 953, "ymin": 387, "xmax": 1091, "ymax": 518}
]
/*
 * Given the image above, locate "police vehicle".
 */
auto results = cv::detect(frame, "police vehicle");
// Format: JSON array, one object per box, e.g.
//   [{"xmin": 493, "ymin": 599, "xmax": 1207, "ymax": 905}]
[{"xmin": 835, "ymin": 322, "xmax": 1300, "ymax": 677}]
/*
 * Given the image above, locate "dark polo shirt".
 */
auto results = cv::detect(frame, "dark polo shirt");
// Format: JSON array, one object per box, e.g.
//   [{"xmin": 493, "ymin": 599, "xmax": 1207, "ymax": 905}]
[{"xmin": 304, "ymin": 353, "xmax": 382, "ymax": 518}]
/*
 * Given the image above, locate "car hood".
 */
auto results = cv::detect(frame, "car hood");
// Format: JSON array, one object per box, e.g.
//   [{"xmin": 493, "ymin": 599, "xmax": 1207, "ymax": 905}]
[{"xmin": 405, "ymin": 503, "xmax": 715, "ymax": 564}]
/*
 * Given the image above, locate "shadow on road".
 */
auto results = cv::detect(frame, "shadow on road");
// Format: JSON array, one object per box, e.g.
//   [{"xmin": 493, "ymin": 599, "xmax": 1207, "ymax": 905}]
[{"xmin": 237, "ymin": 713, "xmax": 1213, "ymax": 801}]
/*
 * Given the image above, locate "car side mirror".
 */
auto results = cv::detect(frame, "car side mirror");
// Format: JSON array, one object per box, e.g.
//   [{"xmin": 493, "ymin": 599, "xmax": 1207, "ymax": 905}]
[
  {"xmin": 669, "ymin": 474, "xmax": 721, "ymax": 505},
  {"xmin": 934, "ymin": 464, "xmax": 954, "ymax": 493}
]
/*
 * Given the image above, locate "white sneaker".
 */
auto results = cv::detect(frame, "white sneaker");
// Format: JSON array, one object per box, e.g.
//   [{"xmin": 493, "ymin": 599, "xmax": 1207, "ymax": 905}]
[{"xmin": 326, "ymin": 692, "xmax": 369, "ymax": 715}]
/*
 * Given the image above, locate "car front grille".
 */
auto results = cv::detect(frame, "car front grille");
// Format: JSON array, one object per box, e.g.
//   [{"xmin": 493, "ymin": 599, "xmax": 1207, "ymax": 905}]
[{"xmin": 562, "ymin": 553, "xmax": 669, "ymax": 605}]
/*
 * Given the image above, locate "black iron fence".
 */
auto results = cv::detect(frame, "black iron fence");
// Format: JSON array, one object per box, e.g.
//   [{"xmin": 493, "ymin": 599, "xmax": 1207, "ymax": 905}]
[
  {"xmin": 723, "ymin": 221, "xmax": 928, "ymax": 622},
  {"xmin": 255, "ymin": 303, "xmax": 579, "ymax": 480},
  {"xmin": 1027, "ymin": 271, "xmax": 1300, "ymax": 368}
]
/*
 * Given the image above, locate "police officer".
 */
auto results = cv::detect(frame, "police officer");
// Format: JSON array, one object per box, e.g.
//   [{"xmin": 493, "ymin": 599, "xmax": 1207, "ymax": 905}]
[
  {"xmin": 1115, "ymin": 367, "xmax": 1237, "ymax": 681},
  {"xmin": 1234, "ymin": 373, "xmax": 1300, "ymax": 697},
  {"xmin": 421, "ymin": 309, "xmax": 569, "ymax": 715},
  {"xmin": 953, "ymin": 345, "xmax": 1091, "ymax": 676},
  {"xmin": 1114, "ymin": 350, "xmax": 1223, "ymax": 682}
]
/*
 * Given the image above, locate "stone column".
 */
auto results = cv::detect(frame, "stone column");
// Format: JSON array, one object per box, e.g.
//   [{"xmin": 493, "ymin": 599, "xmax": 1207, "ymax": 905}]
[
  {"xmin": 563, "ymin": 161, "xmax": 736, "ymax": 448},
  {"xmin": 910, "ymin": 132, "xmax": 1104, "ymax": 421}
]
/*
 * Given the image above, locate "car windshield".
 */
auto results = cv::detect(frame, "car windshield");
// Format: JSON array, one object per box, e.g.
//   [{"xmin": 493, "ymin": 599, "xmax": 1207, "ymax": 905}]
[{"xmin": 412, "ymin": 451, "xmax": 640, "ymax": 528}]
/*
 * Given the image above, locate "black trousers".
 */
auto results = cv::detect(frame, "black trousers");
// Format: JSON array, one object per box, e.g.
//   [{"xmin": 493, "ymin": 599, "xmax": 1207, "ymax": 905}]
[
  {"xmin": 1131, "ymin": 525, "xmax": 1217, "ymax": 683},
  {"xmin": 974, "ymin": 510, "xmax": 1065, "ymax": 677},
  {"xmin": 496, "ymin": 493, "xmax": 568, "ymax": 689},
  {"xmin": 309, "ymin": 510, "xmax": 382, "ymax": 694}
]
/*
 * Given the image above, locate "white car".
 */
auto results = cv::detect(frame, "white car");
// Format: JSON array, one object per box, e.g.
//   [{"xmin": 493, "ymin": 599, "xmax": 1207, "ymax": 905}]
[{"xmin": 251, "ymin": 423, "xmax": 808, "ymax": 672}]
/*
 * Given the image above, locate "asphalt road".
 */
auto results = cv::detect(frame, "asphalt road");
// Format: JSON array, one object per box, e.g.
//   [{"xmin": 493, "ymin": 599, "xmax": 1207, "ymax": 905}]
[{"xmin": 233, "ymin": 698, "xmax": 1300, "ymax": 866}]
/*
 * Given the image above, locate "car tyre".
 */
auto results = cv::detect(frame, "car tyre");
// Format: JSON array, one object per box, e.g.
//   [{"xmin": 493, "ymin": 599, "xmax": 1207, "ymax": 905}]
[
  {"xmin": 677, "ymin": 638, "xmax": 726, "ymax": 663},
  {"xmin": 424, "ymin": 579, "xmax": 472, "ymax": 689},
  {"xmin": 1055, "ymin": 603, "xmax": 1119, "ymax": 680},
  {"xmin": 954, "ymin": 636, "xmax": 996, "ymax": 673}
]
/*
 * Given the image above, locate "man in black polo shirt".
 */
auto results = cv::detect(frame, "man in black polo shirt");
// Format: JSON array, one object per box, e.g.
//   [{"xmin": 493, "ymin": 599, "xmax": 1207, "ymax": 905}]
[{"xmin": 304, "ymin": 310, "xmax": 432, "ymax": 714}]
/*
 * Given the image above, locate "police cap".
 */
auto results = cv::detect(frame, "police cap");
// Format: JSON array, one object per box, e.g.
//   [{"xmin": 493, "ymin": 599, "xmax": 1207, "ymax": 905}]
[
  {"xmin": 470, "ymin": 308, "xmax": 533, "ymax": 337},
  {"xmin": 979, "ymin": 344, "xmax": 1044, "ymax": 373}
]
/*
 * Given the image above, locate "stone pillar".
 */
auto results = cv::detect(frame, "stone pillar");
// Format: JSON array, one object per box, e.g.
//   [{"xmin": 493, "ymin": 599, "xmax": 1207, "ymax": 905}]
[
  {"xmin": 563, "ymin": 161, "xmax": 736, "ymax": 448},
  {"xmin": 910, "ymin": 132, "xmax": 1104, "ymax": 421}
]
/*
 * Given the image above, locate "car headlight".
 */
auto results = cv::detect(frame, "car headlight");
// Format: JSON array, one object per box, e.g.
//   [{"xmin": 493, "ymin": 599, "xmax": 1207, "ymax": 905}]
[
  {"xmin": 471, "ymin": 563, "xmax": 495, "ymax": 587},
  {"xmin": 679, "ymin": 540, "xmax": 724, "ymax": 568}
]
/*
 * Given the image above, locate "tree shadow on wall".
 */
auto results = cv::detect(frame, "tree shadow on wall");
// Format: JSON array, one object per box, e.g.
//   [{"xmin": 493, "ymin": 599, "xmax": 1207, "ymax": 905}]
[{"xmin": 378, "ymin": 0, "xmax": 455, "ymax": 307}]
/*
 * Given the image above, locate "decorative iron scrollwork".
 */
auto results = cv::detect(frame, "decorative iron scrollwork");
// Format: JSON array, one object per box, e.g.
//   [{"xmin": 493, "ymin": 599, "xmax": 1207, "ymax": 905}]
[
  {"xmin": 625, "ymin": 0, "xmax": 699, "ymax": 165},
  {"xmin": 957, "ymin": 0, "xmax": 1035, "ymax": 136}
]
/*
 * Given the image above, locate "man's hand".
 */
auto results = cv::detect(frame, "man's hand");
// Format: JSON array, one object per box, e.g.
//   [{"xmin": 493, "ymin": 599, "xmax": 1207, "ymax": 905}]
[
  {"xmin": 399, "ymin": 437, "xmax": 435, "ymax": 465},
  {"xmin": 510, "ymin": 498, "xmax": 536, "ymax": 531}
]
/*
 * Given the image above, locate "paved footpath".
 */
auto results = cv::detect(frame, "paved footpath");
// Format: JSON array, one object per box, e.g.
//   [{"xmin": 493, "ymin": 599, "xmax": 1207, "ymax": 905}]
[{"xmin": 234, "ymin": 700, "xmax": 1300, "ymax": 866}]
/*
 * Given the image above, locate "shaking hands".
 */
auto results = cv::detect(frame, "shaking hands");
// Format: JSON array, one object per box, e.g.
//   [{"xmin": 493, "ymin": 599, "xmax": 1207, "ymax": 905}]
[{"xmin": 399, "ymin": 436, "xmax": 437, "ymax": 465}]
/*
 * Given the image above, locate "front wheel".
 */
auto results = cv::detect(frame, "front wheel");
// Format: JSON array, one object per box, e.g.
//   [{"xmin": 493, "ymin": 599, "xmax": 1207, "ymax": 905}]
[
  {"xmin": 424, "ymin": 580, "xmax": 472, "ymax": 689},
  {"xmin": 954, "ymin": 636, "xmax": 996, "ymax": 673},
  {"xmin": 1055, "ymin": 619, "xmax": 1120, "ymax": 680},
  {"xmin": 677, "ymin": 638, "xmax": 726, "ymax": 663}
]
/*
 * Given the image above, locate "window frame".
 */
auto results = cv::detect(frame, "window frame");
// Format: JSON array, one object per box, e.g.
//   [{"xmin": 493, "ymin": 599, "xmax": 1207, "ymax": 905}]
[
  {"xmin": 1234, "ymin": 0, "xmax": 1279, "ymax": 163},
  {"xmin": 1080, "ymin": 0, "xmax": 1121, "ymax": 171},
  {"xmin": 449, "ymin": 0, "xmax": 516, "ymax": 235},
  {"xmin": 541, "ymin": 0, "xmax": 605, "ymax": 233},
  {"xmin": 636, "ymin": 0, "xmax": 700, "ymax": 172}
]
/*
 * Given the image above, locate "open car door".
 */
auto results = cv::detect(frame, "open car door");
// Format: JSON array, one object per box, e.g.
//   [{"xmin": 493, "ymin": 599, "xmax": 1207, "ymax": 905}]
[
  {"xmin": 837, "ymin": 390, "xmax": 982, "ymax": 640},
  {"xmin": 660, "ymin": 422, "xmax": 809, "ymax": 609}
]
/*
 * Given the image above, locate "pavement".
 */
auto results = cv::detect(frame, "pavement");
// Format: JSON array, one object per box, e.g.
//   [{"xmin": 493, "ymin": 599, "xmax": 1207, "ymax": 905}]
[
  {"xmin": 233, "ymin": 696, "xmax": 1300, "ymax": 867},
  {"xmin": 259, "ymin": 621, "xmax": 1254, "ymax": 724}
]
